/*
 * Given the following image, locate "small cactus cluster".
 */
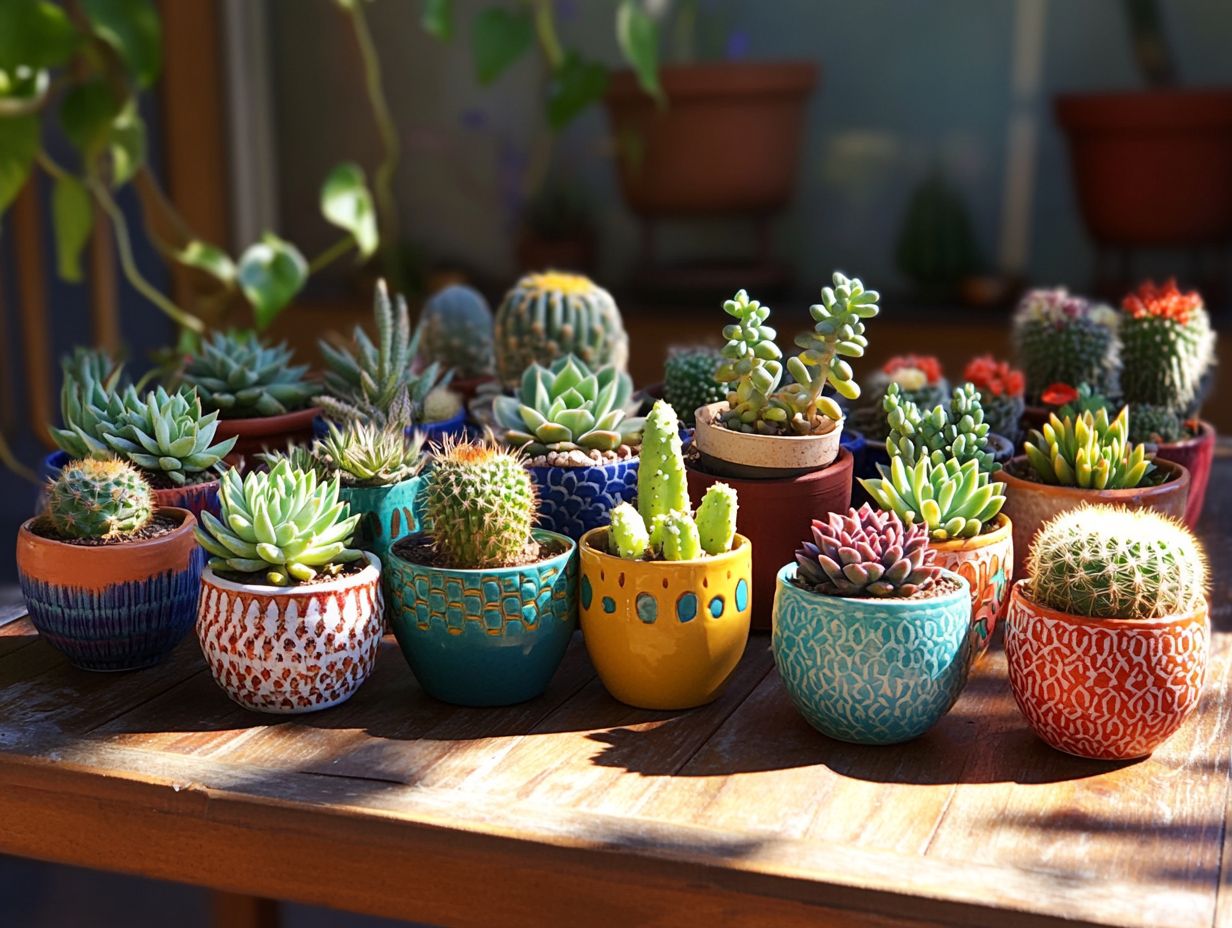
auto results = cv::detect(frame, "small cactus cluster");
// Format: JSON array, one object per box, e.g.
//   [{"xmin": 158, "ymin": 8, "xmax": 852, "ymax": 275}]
[
  {"xmin": 662, "ymin": 349, "xmax": 725, "ymax": 426},
  {"xmin": 45, "ymin": 458, "xmax": 154, "ymax": 540},
  {"xmin": 415, "ymin": 284, "xmax": 496, "ymax": 380},
  {"xmin": 1027, "ymin": 504, "xmax": 1206, "ymax": 619},
  {"xmin": 1119, "ymin": 278, "xmax": 1215, "ymax": 421},
  {"xmin": 795, "ymin": 504, "xmax": 941, "ymax": 598},
  {"xmin": 885, "ymin": 382, "xmax": 998, "ymax": 473},
  {"xmin": 1012, "ymin": 288, "xmax": 1120, "ymax": 404},
  {"xmin": 962, "ymin": 355, "xmax": 1024, "ymax": 441},
  {"xmin": 607, "ymin": 401, "xmax": 738, "ymax": 562},
  {"xmin": 494, "ymin": 271, "xmax": 629, "ymax": 389},
  {"xmin": 848, "ymin": 355, "xmax": 948, "ymax": 442},
  {"xmin": 424, "ymin": 438, "xmax": 537, "ymax": 569},
  {"xmin": 184, "ymin": 331, "xmax": 318, "ymax": 418},
  {"xmin": 1024, "ymin": 407, "xmax": 1152, "ymax": 490}
]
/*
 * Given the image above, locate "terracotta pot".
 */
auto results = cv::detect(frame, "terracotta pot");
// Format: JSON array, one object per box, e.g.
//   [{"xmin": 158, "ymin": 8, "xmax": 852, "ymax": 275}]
[
  {"xmin": 692, "ymin": 402, "xmax": 842, "ymax": 478},
  {"xmin": 996, "ymin": 457, "xmax": 1189, "ymax": 578},
  {"xmin": 527, "ymin": 457, "xmax": 640, "ymax": 541},
  {"xmin": 606, "ymin": 62, "xmax": 818, "ymax": 215},
  {"xmin": 1005, "ymin": 582, "xmax": 1208, "ymax": 759},
  {"xmin": 929, "ymin": 514, "xmax": 1014, "ymax": 663},
  {"xmin": 772, "ymin": 565, "xmax": 972, "ymax": 745},
  {"xmin": 196, "ymin": 552, "xmax": 384, "ymax": 714},
  {"xmin": 215, "ymin": 406, "xmax": 321, "ymax": 460},
  {"xmin": 579, "ymin": 528, "xmax": 751, "ymax": 710},
  {"xmin": 16, "ymin": 508, "xmax": 203, "ymax": 671},
  {"xmin": 686, "ymin": 448, "xmax": 853, "ymax": 630},
  {"xmin": 1153, "ymin": 421, "xmax": 1215, "ymax": 529},
  {"xmin": 1055, "ymin": 89, "xmax": 1232, "ymax": 246}
]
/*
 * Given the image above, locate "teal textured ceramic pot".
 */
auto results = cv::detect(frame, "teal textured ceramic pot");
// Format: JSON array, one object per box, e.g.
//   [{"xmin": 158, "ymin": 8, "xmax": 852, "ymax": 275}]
[
  {"xmin": 772, "ymin": 564, "xmax": 972, "ymax": 745},
  {"xmin": 386, "ymin": 530, "xmax": 577, "ymax": 706},
  {"xmin": 341, "ymin": 477, "xmax": 426, "ymax": 565}
]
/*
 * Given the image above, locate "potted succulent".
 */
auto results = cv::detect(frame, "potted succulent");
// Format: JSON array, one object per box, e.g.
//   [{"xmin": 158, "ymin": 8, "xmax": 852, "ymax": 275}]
[
  {"xmin": 772, "ymin": 504, "xmax": 971, "ymax": 745},
  {"xmin": 1005, "ymin": 504, "xmax": 1208, "ymax": 760},
  {"xmin": 963, "ymin": 355, "xmax": 1026, "ymax": 446},
  {"xmin": 414, "ymin": 283, "xmax": 497, "ymax": 403},
  {"xmin": 860, "ymin": 385, "xmax": 1011, "ymax": 661},
  {"xmin": 996, "ymin": 406, "xmax": 1189, "ymax": 577},
  {"xmin": 17, "ymin": 459, "xmax": 203, "ymax": 671},
  {"xmin": 195, "ymin": 462, "xmax": 383, "ymax": 714},
  {"xmin": 847, "ymin": 354, "xmax": 950, "ymax": 446},
  {"xmin": 493, "ymin": 355, "xmax": 644, "ymax": 540},
  {"xmin": 385, "ymin": 439, "xmax": 577, "ymax": 707},
  {"xmin": 579, "ymin": 401, "xmax": 750, "ymax": 710},
  {"xmin": 41, "ymin": 348, "xmax": 128, "ymax": 490}
]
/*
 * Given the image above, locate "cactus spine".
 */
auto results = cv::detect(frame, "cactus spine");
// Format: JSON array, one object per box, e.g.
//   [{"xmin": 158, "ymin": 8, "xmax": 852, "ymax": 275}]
[
  {"xmin": 663, "ymin": 349, "xmax": 725, "ymax": 426},
  {"xmin": 46, "ymin": 459, "xmax": 154, "ymax": 540},
  {"xmin": 1119, "ymin": 279, "xmax": 1215, "ymax": 420}
]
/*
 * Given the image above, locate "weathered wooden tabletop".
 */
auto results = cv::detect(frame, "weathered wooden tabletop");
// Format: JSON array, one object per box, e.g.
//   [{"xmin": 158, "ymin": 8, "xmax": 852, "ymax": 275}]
[{"xmin": 1, "ymin": 455, "xmax": 1230, "ymax": 928}]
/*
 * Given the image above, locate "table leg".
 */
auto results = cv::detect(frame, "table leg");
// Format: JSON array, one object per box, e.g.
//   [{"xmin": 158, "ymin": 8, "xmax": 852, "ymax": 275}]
[{"xmin": 211, "ymin": 891, "xmax": 280, "ymax": 928}]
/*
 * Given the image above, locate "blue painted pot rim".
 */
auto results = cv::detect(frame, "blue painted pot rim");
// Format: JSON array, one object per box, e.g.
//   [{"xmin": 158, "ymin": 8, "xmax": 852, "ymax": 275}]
[
  {"xmin": 774, "ymin": 562, "xmax": 970, "ymax": 613},
  {"xmin": 201, "ymin": 550, "xmax": 382, "ymax": 595},
  {"xmin": 389, "ymin": 529, "xmax": 575, "ymax": 577},
  {"xmin": 415, "ymin": 409, "xmax": 468, "ymax": 440},
  {"xmin": 339, "ymin": 475, "xmax": 424, "ymax": 501},
  {"xmin": 525, "ymin": 456, "xmax": 638, "ymax": 475},
  {"xmin": 43, "ymin": 449, "xmax": 70, "ymax": 470}
]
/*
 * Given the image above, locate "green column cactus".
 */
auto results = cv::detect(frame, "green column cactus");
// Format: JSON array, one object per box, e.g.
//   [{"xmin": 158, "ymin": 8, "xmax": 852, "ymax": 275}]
[
  {"xmin": 415, "ymin": 284, "xmax": 495, "ymax": 380},
  {"xmin": 1011, "ymin": 288, "xmax": 1121, "ymax": 404},
  {"xmin": 1119, "ymin": 279, "xmax": 1216, "ymax": 419},
  {"xmin": 696, "ymin": 483, "xmax": 738, "ymax": 555},
  {"xmin": 609, "ymin": 502, "xmax": 650, "ymax": 560},
  {"xmin": 659, "ymin": 511, "xmax": 702, "ymax": 562},
  {"xmin": 46, "ymin": 459, "xmax": 154, "ymax": 540},
  {"xmin": 637, "ymin": 400, "xmax": 689, "ymax": 529}
]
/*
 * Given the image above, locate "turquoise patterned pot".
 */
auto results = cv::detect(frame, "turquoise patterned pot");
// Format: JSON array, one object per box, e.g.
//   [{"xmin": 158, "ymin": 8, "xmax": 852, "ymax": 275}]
[
  {"xmin": 341, "ymin": 477, "xmax": 426, "ymax": 565},
  {"xmin": 386, "ymin": 530, "xmax": 577, "ymax": 706},
  {"xmin": 772, "ymin": 564, "xmax": 972, "ymax": 745}
]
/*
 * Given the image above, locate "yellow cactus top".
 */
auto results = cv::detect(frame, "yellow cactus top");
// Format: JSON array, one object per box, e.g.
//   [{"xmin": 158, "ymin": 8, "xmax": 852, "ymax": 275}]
[{"xmin": 521, "ymin": 270, "xmax": 597, "ymax": 296}]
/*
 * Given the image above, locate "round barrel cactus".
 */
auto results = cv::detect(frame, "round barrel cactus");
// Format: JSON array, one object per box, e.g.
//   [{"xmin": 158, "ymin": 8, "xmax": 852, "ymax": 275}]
[{"xmin": 46, "ymin": 459, "xmax": 154, "ymax": 540}]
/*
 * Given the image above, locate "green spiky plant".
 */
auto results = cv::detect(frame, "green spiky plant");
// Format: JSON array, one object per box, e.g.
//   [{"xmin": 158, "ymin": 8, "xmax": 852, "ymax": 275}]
[
  {"xmin": 45, "ymin": 459, "xmax": 154, "ymax": 541},
  {"xmin": 1026, "ymin": 504, "xmax": 1206, "ymax": 619},
  {"xmin": 861, "ymin": 456, "xmax": 1006, "ymax": 541},
  {"xmin": 663, "ymin": 349, "xmax": 725, "ymax": 427},
  {"xmin": 1023, "ymin": 407, "xmax": 1153, "ymax": 490},
  {"xmin": 183, "ymin": 331, "xmax": 318, "ymax": 419},
  {"xmin": 1119, "ymin": 279, "xmax": 1216, "ymax": 421},
  {"xmin": 884, "ymin": 382, "xmax": 999, "ymax": 474},
  {"xmin": 316, "ymin": 421, "xmax": 427, "ymax": 488},
  {"xmin": 50, "ymin": 351, "xmax": 131, "ymax": 459},
  {"xmin": 1011, "ymin": 288, "xmax": 1121, "ymax": 404},
  {"xmin": 415, "ymin": 284, "xmax": 496, "ymax": 380},
  {"xmin": 196, "ymin": 461, "xmax": 363, "ymax": 586},
  {"xmin": 99, "ymin": 387, "xmax": 237, "ymax": 486},
  {"xmin": 847, "ymin": 356, "xmax": 949, "ymax": 442},
  {"xmin": 795, "ymin": 504, "xmax": 942, "ymax": 598}
]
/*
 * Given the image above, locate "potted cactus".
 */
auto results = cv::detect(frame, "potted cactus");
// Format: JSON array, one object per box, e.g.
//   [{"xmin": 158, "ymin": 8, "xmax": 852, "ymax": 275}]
[
  {"xmin": 16, "ymin": 459, "xmax": 203, "ymax": 671},
  {"xmin": 996, "ymin": 406, "xmax": 1189, "ymax": 577},
  {"xmin": 579, "ymin": 401, "xmax": 751, "ymax": 710},
  {"xmin": 1005, "ymin": 504, "xmax": 1208, "ymax": 760},
  {"xmin": 662, "ymin": 348, "xmax": 725, "ymax": 429},
  {"xmin": 414, "ymin": 283, "xmax": 497, "ymax": 403},
  {"xmin": 963, "ymin": 355, "xmax": 1026, "ymax": 446},
  {"xmin": 194, "ymin": 462, "xmax": 383, "ymax": 713},
  {"xmin": 772, "ymin": 504, "xmax": 971, "ymax": 745},
  {"xmin": 385, "ymin": 439, "xmax": 577, "ymax": 707},
  {"xmin": 860, "ymin": 384, "xmax": 1011, "ymax": 660},
  {"xmin": 493, "ymin": 271, "xmax": 629, "ymax": 390},
  {"xmin": 493, "ymin": 355, "xmax": 644, "ymax": 540}
]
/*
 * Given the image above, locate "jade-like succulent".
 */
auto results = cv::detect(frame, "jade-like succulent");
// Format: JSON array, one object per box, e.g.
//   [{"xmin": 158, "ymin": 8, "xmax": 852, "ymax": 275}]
[
  {"xmin": 183, "ymin": 331, "xmax": 318, "ymax": 418},
  {"xmin": 100, "ymin": 387, "xmax": 237, "ymax": 486},
  {"xmin": 1026, "ymin": 504, "xmax": 1206, "ymax": 619},
  {"xmin": 860, "ymin": 456, "xmax": 1005, "ymax": 541},
  {"xmin": 51, "ymin": 350, "xmax": 130, "ymax": 459},
  {"xmin": 963, "ymin": 355, "xmax": 1025, "ymax": 441},
  {"xmin": 795, "ymin": 504, "xmax": 941, "ymax": 598},
  {"xmin": 1011, "ymin": 288, "xmax": 1121, "ymax": 404},
  {"xmin": 847, "ymin": 356, "xmax": 949, "ymax": 443},
  {"xmin": 45, "ymin": 458, "xmax": 154, "ymax": 540},
  {"xmin": 316, "ymin": 421, "xmax": 426, "ymax": 487},
  {"xmin": 492, "ymin": 355, "xmax": 644, "ymax": 456},
  {"xmin": 713, "ymin": 289, "xmax": 784, "ymax": 431},
  {"xmin": 885, "ymin": 382, "xmax": 998, "ymax": 473},
  {"xmin": 415, "ymin": 284, "xmax": 496, "ymax": 380},
  {"xmin": 1119, "ymin": 279, "xmax": 1216, "ymax": 419},
  {"xmin": 663, "ymin": 349, "xmax": 725, "ymax": 427},
  {"xmin": 424, "ymin": 438, "xmax": 536, "ymax": 569},
  {"xmin": 196, "ymin": 461, "xmax": 363, "ymax": 585},
  {"xmin": 1023, "ymin": 407, "xmax": 1153, "ymax": 490}
]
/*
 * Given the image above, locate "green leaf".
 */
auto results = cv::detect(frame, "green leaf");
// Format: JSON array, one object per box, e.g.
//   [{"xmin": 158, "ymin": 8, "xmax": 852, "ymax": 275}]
[
  {"xmin": 51, "ymin": 174, "xmax": 93, "ymax": 282},
  {"xmin": 320, "ymin": 162, "xmax": 378, "ymax": 258},
  {"xmin": 238, "ymin": 233, "xmax": 308, "ymax": 331},
  {"xmin": 0, "ymin": 0, "xmax": 80, "ymax": 71},
  {"xmin": 60, "ymin": 80, "xmax": 119, "ymax": 155},
  {"xmin": 0, "ymin": 114, "xmax": 38, "ymax": 214},
  {"xmin": 108, "ymin": 103, "xmax": 145, "ymax": 186},
  {"xmin": 547, "ymin": 53, "xmax": 608, "ymax": 130},
  {"xmin": 81, "ymin": 0, "xmax": 162, "ymax": 88},
  {"xmin": 422, "ymin": 0, "xmax": 453, "ymax": 41},
  {"xmin": 616, "ymin": 0, "xmax": 662, "ymax": 104},
  {"xmin": 0, "ymin": 67, "xmax": 51, "ymax": 115},
  {"xmin": 178, "ymin": 240, "xmax": 236, "ymax": 285},
  {"xmin": 472, "ymin": 7, "xmax": 533, "ymax": 86}
]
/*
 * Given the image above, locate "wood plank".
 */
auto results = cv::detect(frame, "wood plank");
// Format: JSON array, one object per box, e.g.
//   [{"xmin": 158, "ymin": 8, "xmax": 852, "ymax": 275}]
[
  {"xmin": 211, "ymin": 892, "xmax": 279, "ymax": 928},
  {"xmin": 11, "ymin": 181, "xmax": 55, "ymax": 450},
  {"xmin": 0, "ymin": 617, "xmax": 38, "ymax": 661}
]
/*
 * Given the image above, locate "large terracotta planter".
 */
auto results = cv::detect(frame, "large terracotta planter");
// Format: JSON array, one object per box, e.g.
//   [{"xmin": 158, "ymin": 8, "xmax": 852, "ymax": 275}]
[
  {"xmin": 196, "ymin": 552, "xmax": 384, "ymax": 714},
  {"xmin": 772, "ymin": 565, "xmax": 972, "ymax": 745},
  {"xmin": 996, "ymin": 457, "xmax": 1189, "ymax": 577},
  {"xmin": 386, "ymin": 530, "xmax": 576, "ymax": 707},
  {"xmin": 1005, "ymin": 582, "xmax": 1208, "ymax": 760},
  {"xmin": 686, "ymin": 448, "xmax": 852, "ymax": 629},
  {"xmin": 340, "ymin": 477, "xmax": 426, "ymax": 566},
  {"xmin": 605, "ymin": 62, "xmax": 818, "ymax": 216},
  {"xmin": 215, "ymin": 406, "xmax": 320, "ymax": 460},
  {"xmin": 527, "ymin": 457, "xmax": 639, "ymax": 541},
  {"xmin": 579, "ymin": 528, "xmax": 752, "ymax": 710},
  {"xmin": 16, "ymin": 508, "xmax": 204, "ymax": 671},
  {"xmin": 692, "ymin": 402, "xmax": 842, "ymax": 478},
  {"xmin": 1153, "ymin": 421, "xmax": 1215, "ymax": 529},
  {"xmin": 1055, "ymin": 89, "xmax": 1232, "ymax": 246},
  {"xmin": 929, "ymin": 514, "xmax": 1013, "ymax": 662}
]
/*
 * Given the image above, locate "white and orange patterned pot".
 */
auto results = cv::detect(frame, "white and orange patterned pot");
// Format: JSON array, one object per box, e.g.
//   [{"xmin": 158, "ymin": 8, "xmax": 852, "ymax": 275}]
[
  {"xmin": 929, "ymin": 514, "xmax": 1013, "ymax": 662},
  {"xmin": 196, "ymin": 552, "xmax": 384, "ymax": 714},
  {"xmin": 1004, "ymin": 581, "xmax": 1208, "ymax": 760}
]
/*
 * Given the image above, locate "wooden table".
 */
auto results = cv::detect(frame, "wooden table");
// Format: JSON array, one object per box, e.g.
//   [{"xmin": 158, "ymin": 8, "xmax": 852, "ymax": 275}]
[{"xmin": 1, "ymin": 460, "xmax": 1230, "ymax": 928}]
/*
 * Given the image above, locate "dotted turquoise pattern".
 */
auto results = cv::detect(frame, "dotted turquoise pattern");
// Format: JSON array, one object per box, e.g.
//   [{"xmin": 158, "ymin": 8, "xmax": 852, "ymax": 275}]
[
  {"xmin": 529, "ymin": 458, "xmax": 639, "ymax": 541},
  {"xmin": 341, "ymin": 477, "xmax": 425, "ymax": 566},
  {"xmin": 772, "ymin": 564, "xmax": 972, "ymax": 745}
]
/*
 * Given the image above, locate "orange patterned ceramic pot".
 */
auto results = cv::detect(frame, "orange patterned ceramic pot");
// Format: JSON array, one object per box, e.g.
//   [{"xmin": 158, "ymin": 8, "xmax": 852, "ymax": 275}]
[
  {"xmin": 929, "ymin": 514, "xmax": 1013, "ymax": 661},
  {"xmin": 1004, "ymin": 581, "xmax": 1208, "ymax": 760},
  {"xmin": 196, "ymin": 552, "xmax": 384, "ymax": 714}
]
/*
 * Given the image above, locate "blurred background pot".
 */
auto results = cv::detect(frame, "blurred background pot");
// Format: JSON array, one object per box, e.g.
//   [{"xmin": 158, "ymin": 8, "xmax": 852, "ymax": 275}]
[{"xmin": 1152, "ymin": 421, "xmax": 1215, "ymax": 528}]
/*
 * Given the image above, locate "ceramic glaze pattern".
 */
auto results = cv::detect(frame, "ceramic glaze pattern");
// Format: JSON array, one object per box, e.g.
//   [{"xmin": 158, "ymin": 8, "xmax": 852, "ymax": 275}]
[
  {"xmin": 153, "ymin": 480, "xmax": 221, "ymax": 521},
  {"xmin": 529, "ymin": 458, "xmax": 639, "ymax": 540},
  {"xmin": 772, "ymin": 565, "xmax": 972, "ymax": 745},
  {"xmin": 1004, "ymin": 583, "xmax": 1208, "ymax": 759},
  {"xmin": 930, "ymin": 516, "xmax": 1013, "ymax": 662},
  {"xmin": 196, "ymin": 556, "xmax": 384, "ymax": 714},
  {"xmin": 341, "ymin": 477, "xmax": 425, "ymax": 564}
]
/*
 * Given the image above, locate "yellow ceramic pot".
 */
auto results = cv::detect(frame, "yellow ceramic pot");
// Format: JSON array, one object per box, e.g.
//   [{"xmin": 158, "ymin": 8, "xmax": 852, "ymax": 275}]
[{"xmin": 578, "ymin": 527, "xmax": 752, "ymax": 710}]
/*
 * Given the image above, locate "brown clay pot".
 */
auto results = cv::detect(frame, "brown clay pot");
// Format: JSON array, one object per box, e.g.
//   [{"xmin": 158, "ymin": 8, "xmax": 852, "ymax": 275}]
[
  {"xmin": 214, "ymin": 407, "xmax": 321, "ymax": 460},
  {"xmin": 1153, "ymin": 421, "xmax": 1215, "ymax": 529},
  {"xmin": 686, "ymin": 448, "xmax": 852, "ymax": 630},
  {"xmin": 605, "ymin": 62, "xmax": 818, "ymax": 216},
  {"xmin": 1055, "ymin": 89, "xmax": 1232, "ymax": 246},
  {"xmin": 693, "ymin": 402, "xmax": 842, "ymax": 478},
  {"xmin": 996, "ymin": 456, "xmax": 1190, "ymax": 578}
]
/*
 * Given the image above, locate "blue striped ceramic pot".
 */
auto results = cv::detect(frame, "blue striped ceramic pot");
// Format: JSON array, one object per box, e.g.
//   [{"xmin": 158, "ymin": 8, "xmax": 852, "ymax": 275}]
[
  {"xmin": 527, "ymin": 458, "xmax": 639, "ymax": 541},
  {"xmin": 16, "ymin": 508, "xmax": 204, "ymax": 672},
  {"xmin": 386, "ymin": 530, "xmax": 577, "ymax": 706},
  {"xmin": 772, "ymin": 564, "xmax": 972, "ymax": 745},
  {"xmin": 340, "ymin": 476, "xmax": 426, "ymax": 565}
]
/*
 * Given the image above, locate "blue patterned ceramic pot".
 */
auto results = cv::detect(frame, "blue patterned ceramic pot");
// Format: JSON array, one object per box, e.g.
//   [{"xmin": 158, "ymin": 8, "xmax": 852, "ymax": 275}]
[
  {"xmin": 341, "ymin": 476, "xmax": 426, "ymax": 565},
  {"xmin": 386, "ymin": 530, "xmax": 577, "ymax": 706},
  {"xmin": 418, "ymin": 409, "xmax": 469, "ymax": 445},
  {"xmin": 528, "ymin": 458, "xmax": 639, "ymax": 541},
  {"xmin": 16, "ymin": 508, "xmax": 205, "ymax": 672},
  {"xmin": 839, "ymin": 428, "xmax": 866, "ymax": 475},
  {"xmin": 772, "ymin": 564, "xmax": 972, "ymax": 744}
]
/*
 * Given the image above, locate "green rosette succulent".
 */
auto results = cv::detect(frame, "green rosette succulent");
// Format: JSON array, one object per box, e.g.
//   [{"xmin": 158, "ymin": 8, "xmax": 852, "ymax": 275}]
[
  {"xmin": 100, "ymin": 387, "xmax": 237, "ymax": 486},
  {"xmin": 183, "ymin": 331, "xmax": 318, "ymax": 418},
  {"xmin": 1024, "ymin": 407, "xmax": 1153, "ymax": 490},
  {"xmin": 860, "ymin": 455, "xmax": 1005, "ymax": 541},
  {"xmin": 51, "ymin": 350, "xmax": 130, "ymax": 459}
]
